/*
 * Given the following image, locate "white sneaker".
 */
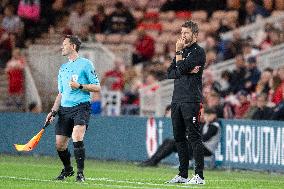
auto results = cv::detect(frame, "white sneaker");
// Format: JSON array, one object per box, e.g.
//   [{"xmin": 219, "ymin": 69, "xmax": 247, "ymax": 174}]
[
  {"xmin": 165, "ymin": 175, "xmax": 189, "ymax": 184},
  {"xmin": 185, "ymin": 174, "xmax": 205, "ymax": 185}
]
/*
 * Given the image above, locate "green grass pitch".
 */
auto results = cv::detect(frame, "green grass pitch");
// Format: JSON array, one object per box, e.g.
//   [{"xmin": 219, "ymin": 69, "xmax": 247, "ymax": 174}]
[{"xmin": 0, "ymin": 155, "xmax": 284, "ymax": 189}]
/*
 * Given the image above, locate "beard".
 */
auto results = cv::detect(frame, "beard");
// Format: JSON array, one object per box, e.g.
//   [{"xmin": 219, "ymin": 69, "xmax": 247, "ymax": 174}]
[{"xmin": 184, "ymin": 38, "xmax": 193, "ymax": 46}]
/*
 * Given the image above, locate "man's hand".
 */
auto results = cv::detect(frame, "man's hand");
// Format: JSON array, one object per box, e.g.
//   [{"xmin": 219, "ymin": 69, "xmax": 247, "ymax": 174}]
[
  {"xmin": 45, "ymin": 111, "xmax": 57, "ymax": 125},
  {"xmin": 69, "ymin": 78, "xmax": 80, "ymax": 89},
  {"xmin": 176, "ymin": 38, "xmax": 185, "ymax": 52},
  {"xmin": 190, "ymin": 66, "xmax": 201, "ymax": 74}
]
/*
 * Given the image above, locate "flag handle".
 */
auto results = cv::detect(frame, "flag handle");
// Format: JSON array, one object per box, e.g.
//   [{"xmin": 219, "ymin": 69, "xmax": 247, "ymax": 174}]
[
  {"xmin": 43, "ymin": 122, "xmax": 50, "ymax": 129},
  {"xmin": 43, "ymin": 114, "xmax": 54, "ymax": 129}
]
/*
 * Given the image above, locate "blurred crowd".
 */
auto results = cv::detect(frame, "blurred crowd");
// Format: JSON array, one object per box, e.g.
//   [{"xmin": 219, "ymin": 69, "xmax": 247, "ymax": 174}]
[{"xmin": 0, "ymin": 0, "xmax": 284, "ymax": 119}]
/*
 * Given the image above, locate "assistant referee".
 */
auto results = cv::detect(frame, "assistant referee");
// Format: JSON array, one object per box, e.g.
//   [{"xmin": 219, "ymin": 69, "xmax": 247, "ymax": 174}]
[
  {"xmin": 166, "ymin": 21, "xmax": 206, "ymax": 185},
  {"xmin": 45, "ymin": 35, "xmax": 101, "ymax": 182}
]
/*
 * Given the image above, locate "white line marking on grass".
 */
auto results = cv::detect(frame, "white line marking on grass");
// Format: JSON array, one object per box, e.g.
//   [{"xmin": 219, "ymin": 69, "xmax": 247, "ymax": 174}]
[
  {"xmin": 0, "ymin": 175, "xmax": 281, "ymax": 189},
  {"xmin": 87, "ymin": 177, "xmax": 283, "ymax": 189},
  {"xmin": 0, "ymin": 176, "xmax": 165, "ymax": 189}
]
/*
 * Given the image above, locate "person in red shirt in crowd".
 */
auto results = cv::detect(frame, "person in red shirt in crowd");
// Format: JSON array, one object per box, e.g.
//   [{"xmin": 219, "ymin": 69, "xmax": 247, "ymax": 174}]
[
  {"xmin": 132, "ymin": 27, "xmax": 155, "ymax": 65},
  {"xmin": 5, "ymin": 48, "xmax": 25, "ymax": 107},
  {"xmin": 234, "ymin": 90, "xmax": 250, "ymax": 119},
  {"xmin": 101, "ymin": 57, "xmax": 125, "ymax": 91},
  {"xmin": 272, "ymin": 67, "xmax": 284, "ymax": 105}
]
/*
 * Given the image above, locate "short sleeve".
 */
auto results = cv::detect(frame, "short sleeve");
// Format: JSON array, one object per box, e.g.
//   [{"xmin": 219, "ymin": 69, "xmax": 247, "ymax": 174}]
[
  {"xmin": 58, "ymin": 69, "xmax": 63, "ymax": 93},
  {"xmin": 85, "ymin": 61, "xmax": 100, "ymax": 85}
]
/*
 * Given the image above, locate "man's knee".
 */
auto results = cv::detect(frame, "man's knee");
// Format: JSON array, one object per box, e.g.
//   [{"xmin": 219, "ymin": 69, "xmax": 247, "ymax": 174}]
[
  {"xmin": 56, "ymin": 141, "xmax": 67, "ymax": 151},
  {"xmin": 72, "ymin": 133, "xmax": 84, "ymax": 141},
  {"xmin": 72, "ymin": 125, "xmax": 86, "ymax": 142}
]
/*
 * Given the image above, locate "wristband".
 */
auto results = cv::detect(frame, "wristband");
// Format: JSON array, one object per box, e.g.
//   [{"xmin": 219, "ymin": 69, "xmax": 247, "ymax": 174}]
[
  {"xmin": 176, "ymin": 50, "xmax": 183, "ymax": 55},
  {"xmin": 79, "ymin": 84, "xmax": 83, "ymax": 89},
  {"xmin": 51, "ymin": 110, "xmax": 57, "ymax": 117}
]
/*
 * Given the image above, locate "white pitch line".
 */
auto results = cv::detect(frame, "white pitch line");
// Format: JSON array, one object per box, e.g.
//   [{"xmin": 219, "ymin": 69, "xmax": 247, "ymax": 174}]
[
  {"xmin": 0, "ymin": 176, "xmax": 199, "ymax": 189},
  {"xmin": 0, "ymin": 175, "xmax": 282, "ymax": 189},
  {"xmin": 0, "ymin": 176, "xmax": 165, "ymax": 189}
]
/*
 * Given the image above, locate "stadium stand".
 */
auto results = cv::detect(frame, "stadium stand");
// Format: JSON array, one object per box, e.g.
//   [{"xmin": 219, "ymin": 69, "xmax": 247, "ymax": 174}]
[{"xmin": 0, "ymin": 0, "xmax": 284, "ymax": 121}]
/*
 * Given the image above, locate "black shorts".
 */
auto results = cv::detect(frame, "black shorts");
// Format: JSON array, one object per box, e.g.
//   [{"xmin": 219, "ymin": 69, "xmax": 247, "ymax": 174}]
[{"xmin": 55, "ymin": 102, "xmax": 91, "ymax": 137}]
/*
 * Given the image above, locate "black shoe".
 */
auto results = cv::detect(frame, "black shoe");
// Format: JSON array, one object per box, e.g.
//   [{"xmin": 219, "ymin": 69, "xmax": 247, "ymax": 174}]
[
  {"xmin": 56, "ymin": 168, "xmax": 74, "ymax": 180},
  {"xmin": 76, "ymin": 172, "xmax": 85, "ymax": 182}
]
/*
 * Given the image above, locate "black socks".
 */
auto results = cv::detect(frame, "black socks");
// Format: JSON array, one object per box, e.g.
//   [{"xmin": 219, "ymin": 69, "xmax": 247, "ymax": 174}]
[
  {"xmin": 73, "ymin": 141, "xmax": 85, "ymax": 173},
  {"xmin": 57, "ymin": 149, "xmax": 72, "ymax": 170}
]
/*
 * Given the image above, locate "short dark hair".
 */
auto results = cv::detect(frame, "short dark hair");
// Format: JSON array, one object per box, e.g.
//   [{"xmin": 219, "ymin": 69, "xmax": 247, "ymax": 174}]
[
  {"xmin": 65, "ymin": 35, "xmax": 81, "ymax": 52},
  {"xmin": 181, "ymin": 20, "xmax": 199, "ymax": 34},
  {"xmin": 115, "ymin": 1, "xmax": 124, "ymax": 9}
]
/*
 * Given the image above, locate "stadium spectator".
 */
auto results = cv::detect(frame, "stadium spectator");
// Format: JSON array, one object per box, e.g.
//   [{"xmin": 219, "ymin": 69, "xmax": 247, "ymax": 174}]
[
  {"xmin": 224, "ymin": 30, "xmax": 244, "ymax": 60},
  {"xmin": 202, "ymin": 69, "xmax": 221, "ymax": 95},
  {"xmin": 266, "ymin": 28, "xmax": 282, "ymax": 47},
  {"xmin": 272, "ymin": 67, "xmax": 284, "ymax": 105},
  {"xmin": 255, "ymin": 68, "xmax": 273, "ymax": 96},
  {"xmin": 205, "ymin": 92, "xmax": 224, "ymax": 118},
  {"xmin": 91, "ymin": 4, "xmax": 107, "ymax": 33},
  {"xmin": 132, "ymin": 27, "xmax": 155, "ymax": 65},
  {"xmin": 259, "ymin": 23, "xmax": 277, "ymax": 50},
  {"xmin": 2, "ymin": 4, "xmax": 23, "ymax": 34},
  {"xmin": 276, "ymin": 0, "xmax": 284, "ymax": 10},
  {"xmin": 5, "ymin": 48, "xmax": 25, "ymax": 108},
  {"xmin": 260, "ymin": 0, "xmax": 275, "ymax": 17},
  {"xmin": 104, "ymin": 1, "xmax": 136, "ymax": 34},
  {"xmin": 41, "ymin": 0, "xmax": 67, "ymax": 28},
  {"xmin": 243, "ymin": 93, "xmax": 258, "ymax": 119},
  {"xmin": 229, "ymin": 54, "xmax": 247, "ymax": 94},
  {"xmin": 234, "ymin": 90, "xmax": 250, "ymax": 119},
  {"xmin": 101, "ymin": 57, "xmax": 125, "ymax": 91},
  {"xmin": 143, "ymin": 59, "xmax": 169, "ymax": 81},
  {"xmin": 217, "ymin": 13, "xmax": 238, "ymax": 34},
  {"xmin": 142, "ymin": 72, "xmax": 159, "ymax": 93},
  {"xmin": 219, "ymin": 70, "xmax": 232, "ymax": 97},
  {"xmin": 241, "ymin": 41, "xmax": 259, "ymax": 58},
  {"xmin": 66, "ymin": 1, "xmax": 92, "ymax": 40},
  {"xmin": 243, "ymin": 0, "xmax": 263, "ymax": 25},
  {"xmin": 17, "ymin": 0, "xmax": 41, "ymax": 40},
  {"xmin": 121, "ymin": 67, "xmax": 142, "ymax": 115},
  {"xmin": 244, "ymin": 56, "xmax": 261, "ymax": 93},
  {"xmin": 123, "ymin": 69, "xmax": 158, "ymax": 116},
  {"xmin": 205, "ymin": 49, "xmax": 217, "ymax": 67},
  {"xmin": 270, "ymin": 88, "xmax": 284, "ymax": 120},
  {"xmin": 204, "ymin": 34, "xmax": 219, "ymax": 52},
  {"xmin": 0, "ymin": 28, "xmax": 12, "ymax": 68},
  {"xmin": 251, "ymin": 93, "xmax": 273, "ymax": 120}
]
